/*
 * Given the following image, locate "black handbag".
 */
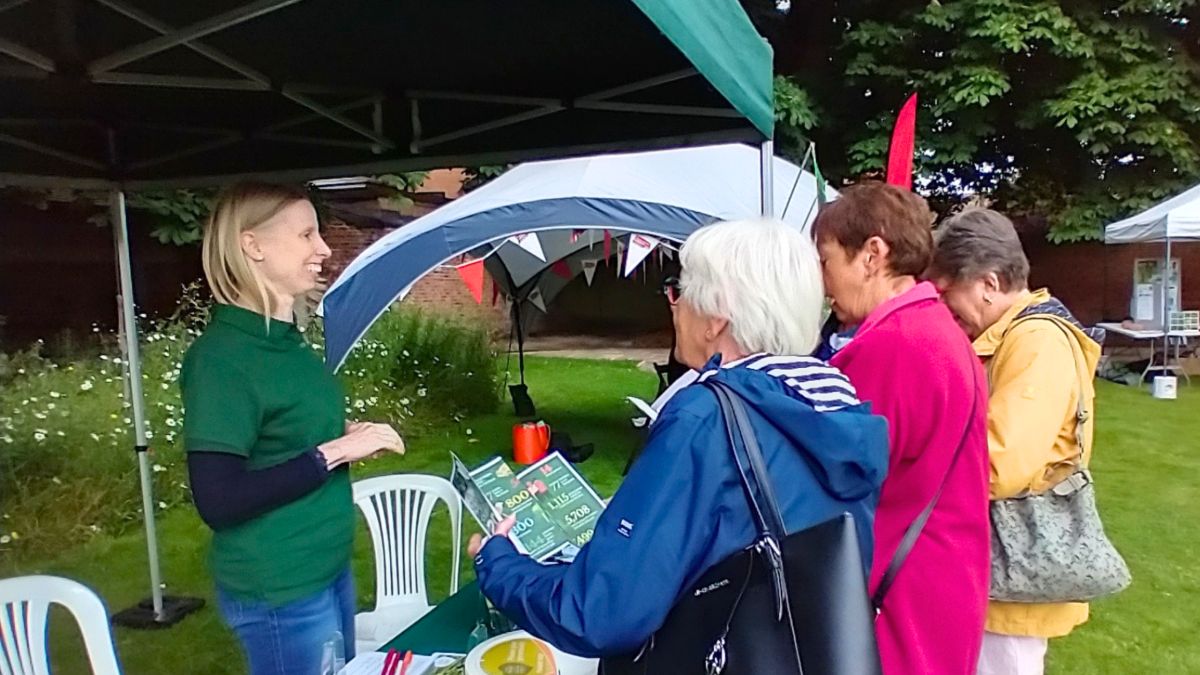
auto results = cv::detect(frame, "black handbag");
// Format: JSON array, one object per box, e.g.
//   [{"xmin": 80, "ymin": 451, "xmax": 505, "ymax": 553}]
[{"xmin": 601, "ymin": 380, "xmax": 883, "ymax": 675}]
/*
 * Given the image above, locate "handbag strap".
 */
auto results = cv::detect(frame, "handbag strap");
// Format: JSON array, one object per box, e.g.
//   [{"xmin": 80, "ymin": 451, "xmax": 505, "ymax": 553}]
[
  {"xmin": 1010, "ymin": 315, "xmax": 1091, "ymax": 467},
  {"xmin": 872, "ymin": 352, "xmax": 980, "ymax": 614},
  {"xmin": 704, "ymin": 379, "xmax": 790, "ymax": 620}
]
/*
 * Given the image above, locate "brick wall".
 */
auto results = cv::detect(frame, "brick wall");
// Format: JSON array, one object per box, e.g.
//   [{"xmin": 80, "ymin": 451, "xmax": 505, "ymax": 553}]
[
  {"xmin": 1021, "ymin": 235, "xmax": 1200, "ymax": 325},
  {"xmin": 320, "ymin": 167, "xmax": 511, "ymax": 334}
]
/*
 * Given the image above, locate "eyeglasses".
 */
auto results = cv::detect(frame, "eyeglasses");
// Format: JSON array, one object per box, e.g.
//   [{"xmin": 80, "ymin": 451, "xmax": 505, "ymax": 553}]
[{"xmin": 662, "ymin": 277, "xmax": 682, "ymax": 305}]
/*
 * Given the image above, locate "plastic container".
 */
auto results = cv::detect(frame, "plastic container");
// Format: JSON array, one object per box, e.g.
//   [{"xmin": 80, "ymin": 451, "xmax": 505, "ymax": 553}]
[
  {"xmin": 320, "ymin": 631, "xmax": 346, "ymax": 675},
  {"xmin": 466, "ymin": 631, "xmax": 597, "ymax": 675},
  {"xmin": 1152, "ymin": 375, "xmax": 1178, "ymax": 400},
  {"xmin": 513, "ymin": 421, "xmax": 551, "ymax": 464}
]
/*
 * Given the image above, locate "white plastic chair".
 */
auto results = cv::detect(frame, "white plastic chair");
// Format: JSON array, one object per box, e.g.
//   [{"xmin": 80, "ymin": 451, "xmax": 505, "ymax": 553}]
[
  {"xmin": 352, "ymin": 474, "xmax": 462, "ymax": 653},
  {"xmin": 0, "ymin": 575, "xmax": 122, "ymax": 675}
]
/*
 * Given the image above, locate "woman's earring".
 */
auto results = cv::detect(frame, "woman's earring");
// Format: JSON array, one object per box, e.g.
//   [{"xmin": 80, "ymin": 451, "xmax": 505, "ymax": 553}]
[{"xmin": 984, "ymin": 296, "xmax": 993, "ymax": 305}]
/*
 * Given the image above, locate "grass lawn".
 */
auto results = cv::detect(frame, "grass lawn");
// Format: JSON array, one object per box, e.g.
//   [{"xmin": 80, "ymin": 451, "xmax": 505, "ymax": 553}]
[{"xmin": 3, "ymin": 358, "xmax": 1196, "ymax": 674}]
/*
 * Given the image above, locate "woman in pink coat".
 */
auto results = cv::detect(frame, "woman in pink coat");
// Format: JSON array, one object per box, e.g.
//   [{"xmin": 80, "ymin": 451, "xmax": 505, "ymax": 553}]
[{"xmin": 813, "ymin": 184, "xmax": 990, "ymax": 675}]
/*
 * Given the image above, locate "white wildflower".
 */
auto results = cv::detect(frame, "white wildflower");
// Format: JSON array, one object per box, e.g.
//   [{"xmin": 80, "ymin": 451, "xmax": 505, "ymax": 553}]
[
  {"xmin": 0, "ymin": 536, "xmax": 9, "ymax": 545},
  {"xmin": 33, "ymin": 431, "xmax": 46, "ymax": 442},
  {"xmin": 80, "ymin": 381, "xmax": 94, "ymax": 391},
  {"xmin": 165, "ymin": 418, "xmax": 176, "ymax": 427},
  {"xmin": 52, "ymin": 477, "xmax": 62, "ymax": 485},
  {"xmin": 153, "ymin": 464, "xmax": 166, "ymax": 473},
  {"xmin": 417, "ymin": 387, "xmax": 428, "ymax": 397}
]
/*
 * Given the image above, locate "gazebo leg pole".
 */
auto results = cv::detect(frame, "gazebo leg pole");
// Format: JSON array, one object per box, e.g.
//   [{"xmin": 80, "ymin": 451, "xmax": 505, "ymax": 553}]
[
  {"xmin": 760, "ymin": 139, "xmax": 775, "ymax": 217},
  {"xmin": 109, "ymin": 189, "xmax": 204, "ymax": 628}
]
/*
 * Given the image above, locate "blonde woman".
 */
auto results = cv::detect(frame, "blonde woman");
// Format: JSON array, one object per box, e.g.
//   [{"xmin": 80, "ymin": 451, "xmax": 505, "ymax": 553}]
[{"xmin": 182, "ymin": 182, "xmax": 404, "ymax": 675}]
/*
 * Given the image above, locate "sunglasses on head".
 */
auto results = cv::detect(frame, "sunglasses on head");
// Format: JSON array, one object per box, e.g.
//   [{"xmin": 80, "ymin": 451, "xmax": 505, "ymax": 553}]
[{"xmin": 662, "ymin": 276, "xmax": 682, "ymax": 305}]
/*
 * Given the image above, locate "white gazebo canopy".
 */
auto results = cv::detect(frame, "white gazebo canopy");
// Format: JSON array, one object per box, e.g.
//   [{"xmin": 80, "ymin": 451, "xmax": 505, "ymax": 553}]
[{"xmin": 1105, "ymin": 183, "xmax": 1200, "ymax": 244}]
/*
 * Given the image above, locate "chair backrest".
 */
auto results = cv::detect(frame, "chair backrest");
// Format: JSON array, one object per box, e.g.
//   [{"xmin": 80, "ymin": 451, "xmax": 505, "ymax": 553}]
[
  {"xmin": 0, "ymin": 575, "xmax": 122, "ymax": 675},
  {"xmin": 352, "ymin": 474, "xmax": 462, "ymax": 610}
]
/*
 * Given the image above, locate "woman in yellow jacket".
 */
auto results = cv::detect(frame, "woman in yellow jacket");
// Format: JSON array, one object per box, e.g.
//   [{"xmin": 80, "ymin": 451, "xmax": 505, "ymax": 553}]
[{"xmin": 927, "ymin": 208, "xmax": 1103, "ymax": 675}]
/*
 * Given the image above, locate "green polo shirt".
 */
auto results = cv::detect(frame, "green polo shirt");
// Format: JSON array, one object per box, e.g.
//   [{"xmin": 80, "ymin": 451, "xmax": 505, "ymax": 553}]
[{"xmin": 181, "ymin": 303, "xmax": 353, "ymax": 606}]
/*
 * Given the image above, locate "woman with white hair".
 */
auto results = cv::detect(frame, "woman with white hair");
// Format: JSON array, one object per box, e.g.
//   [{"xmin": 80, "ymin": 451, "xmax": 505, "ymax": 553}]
[{"xmin": 468, "ymin": 219, "xmax": 890, "ymax": 663}]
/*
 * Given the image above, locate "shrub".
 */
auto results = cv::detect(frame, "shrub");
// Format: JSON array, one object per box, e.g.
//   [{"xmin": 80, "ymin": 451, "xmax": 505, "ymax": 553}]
[
  {"xmin": 318, "ymin": 305, "xmax": 501, "ymax": 435},
  {"xmin": 0, "ymin": 293, "xmax": 498, "ymax": 561}
]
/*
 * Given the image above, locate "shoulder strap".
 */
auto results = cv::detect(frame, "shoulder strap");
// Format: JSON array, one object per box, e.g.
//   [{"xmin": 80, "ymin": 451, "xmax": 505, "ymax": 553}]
[
  {"xmin": 704, "ymin": 379, "xmax": 789, "ymax": 620},
  {"xmin": 872, "ymin": 350, "xmax": 980, "ymax": 614},
  {"xmin": 1009, "ymin": 315, "xmax": 1091, "ymax": 465}
]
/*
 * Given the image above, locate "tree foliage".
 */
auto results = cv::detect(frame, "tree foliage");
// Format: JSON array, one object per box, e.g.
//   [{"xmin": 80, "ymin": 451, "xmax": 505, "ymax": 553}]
[{"xmin": 763, "ymin": 0, "xmax": 1200, "ymax": 241}]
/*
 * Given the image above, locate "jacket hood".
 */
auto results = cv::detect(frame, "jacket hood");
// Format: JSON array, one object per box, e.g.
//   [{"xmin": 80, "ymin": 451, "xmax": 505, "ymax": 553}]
[{"xmin": 696, "ymin": 354, "xmax": 889, "ymax": 501}]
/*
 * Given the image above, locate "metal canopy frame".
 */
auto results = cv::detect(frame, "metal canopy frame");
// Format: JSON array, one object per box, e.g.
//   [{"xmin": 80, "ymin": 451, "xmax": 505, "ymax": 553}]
[
  {"xmin": 0, "ymin": 0, "xmax": 760, "ymax": 189},
  {"xmin": 1, "ymin": 0, "xmax": 772, "ymax": 627}
]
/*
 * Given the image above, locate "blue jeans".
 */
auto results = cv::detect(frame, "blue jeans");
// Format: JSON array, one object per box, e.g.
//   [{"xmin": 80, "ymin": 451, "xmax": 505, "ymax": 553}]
[{"xmin": 216, "ymin": 568, "xmax": 357, "ymax": 675}]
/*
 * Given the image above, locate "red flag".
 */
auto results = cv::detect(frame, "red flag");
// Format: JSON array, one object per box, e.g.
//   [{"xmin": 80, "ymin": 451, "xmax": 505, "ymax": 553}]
[
  {"xmin": 603, "ymin": 230, "xmax": 612, "ymax": 265},
  {"xmin": 551, "ymin": 260, "xmax": 572, "ymax": 279},
  {"xmin": 886, "ymin": 93, "xmax": 918, "ymax": 190},
  {"xmin": 456, "ymin": 259, "xmax": 485, "ymax": 304}
]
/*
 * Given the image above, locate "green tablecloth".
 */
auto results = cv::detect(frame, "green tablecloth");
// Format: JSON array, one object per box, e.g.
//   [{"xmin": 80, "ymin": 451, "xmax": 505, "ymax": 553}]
[{"xmin": 379, "ymin": 581, "xmax": 493, "ymax": 655}]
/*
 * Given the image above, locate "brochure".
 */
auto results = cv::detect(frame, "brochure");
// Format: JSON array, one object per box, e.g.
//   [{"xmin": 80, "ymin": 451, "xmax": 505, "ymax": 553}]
[{"xmin": 451, "ymin": 452, "xmax": 605, "ymax": 562}]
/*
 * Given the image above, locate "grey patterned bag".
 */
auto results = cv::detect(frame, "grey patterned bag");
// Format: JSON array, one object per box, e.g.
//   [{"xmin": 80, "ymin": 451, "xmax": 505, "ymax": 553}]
[{"xmin": 988, "ymin": 317, "xmax": 1131, "ymax": 603}]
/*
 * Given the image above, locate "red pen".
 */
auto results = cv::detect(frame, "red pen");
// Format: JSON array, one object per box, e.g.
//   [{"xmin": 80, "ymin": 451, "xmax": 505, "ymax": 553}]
[
  {"xmin": 396, "ymin": 651, "xmax": 413, "ymax": 675},
  {"xmin": 381, "ymin": 649, "xmax": 399, "ymax": 675}
]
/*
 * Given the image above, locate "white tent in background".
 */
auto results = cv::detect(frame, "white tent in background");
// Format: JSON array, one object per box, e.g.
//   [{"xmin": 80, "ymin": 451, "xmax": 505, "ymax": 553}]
[
  {"xmin": 1104, "ymin": 183, "xmax": 1200, "ymax": 362},
  {"xmin": 1104, "ymin": 183, "xmax": 1200, "ymax": 244}
]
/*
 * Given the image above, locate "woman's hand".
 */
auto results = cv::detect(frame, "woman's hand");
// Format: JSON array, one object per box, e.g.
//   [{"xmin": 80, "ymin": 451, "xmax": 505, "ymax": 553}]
[
  {"xmin": 317, "ymin": 422, "xmax": 404, "ymax": 470},
  {"xmin": 468, "ymin": 514, "xmax": 517, "ymax": 558}
]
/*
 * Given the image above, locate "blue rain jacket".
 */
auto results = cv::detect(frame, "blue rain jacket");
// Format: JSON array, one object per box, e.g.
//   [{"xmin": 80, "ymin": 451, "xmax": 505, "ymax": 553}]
[{"xmin": 475, "ymin": 354, "xmax": 890, "ymax": 657}]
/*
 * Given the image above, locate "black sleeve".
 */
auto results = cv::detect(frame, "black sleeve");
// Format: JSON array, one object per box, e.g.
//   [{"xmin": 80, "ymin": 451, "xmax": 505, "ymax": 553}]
[{"xmin": 187, "ymin": 449, "xmax": 331, "ymax": 531}]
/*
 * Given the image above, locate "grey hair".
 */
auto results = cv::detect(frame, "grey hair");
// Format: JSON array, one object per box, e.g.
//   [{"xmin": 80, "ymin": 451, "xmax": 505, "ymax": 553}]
[
  {"xmin": 679, "ymin": 218, "xmax": 824, "ymax": 356},
  {"xmin": 930, "ymin": 208, "xmax": 1030, "ymax": 292}
]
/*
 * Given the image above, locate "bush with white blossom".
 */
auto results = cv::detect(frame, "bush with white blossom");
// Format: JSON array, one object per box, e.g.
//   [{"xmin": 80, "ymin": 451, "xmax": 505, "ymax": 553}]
[{"xmin": 0, "ymin": 287, "xmax": 498, "ymax": 560}]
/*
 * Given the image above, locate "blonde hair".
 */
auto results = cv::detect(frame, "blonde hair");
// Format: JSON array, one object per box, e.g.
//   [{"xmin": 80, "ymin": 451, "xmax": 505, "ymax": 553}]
[{"xmin": 202, "ymin": 181, "xmax": 310, "ymax": 319}]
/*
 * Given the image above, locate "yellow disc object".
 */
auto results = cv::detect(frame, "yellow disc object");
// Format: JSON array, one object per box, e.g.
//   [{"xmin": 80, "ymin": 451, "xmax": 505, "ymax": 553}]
[{"xmin": 478, "ymin": 637, "xmax": 557, "ymax": 675}]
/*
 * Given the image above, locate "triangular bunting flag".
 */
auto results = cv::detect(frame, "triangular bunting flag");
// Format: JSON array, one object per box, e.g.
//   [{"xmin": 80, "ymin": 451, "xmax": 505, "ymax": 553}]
[
  {"xmin": 812, "ymin": 144, "xmax": 827, "ymax": 207},
  {"xmin": 527, "ymin": 288, "xmax": 547, "ymax": 313},
  {"xmin": 582, "ymin": 259, "xmax": 599, "ymax": 286},
  {"xmin": 661, "ymin": 247, "xmax": 674, "ymax": 260},
  {"xmin": 455, "ymin": 259, "xmax": 485, "ymax": 304},
  {"xmin": 887, "ymin": 93, "xmax": 918, "ymax": 190},
  {"xmin": 507, "ymin": 233, "xmax": 546, "ymax": 261},
  {"xmin": 571, "ymin": 229, "xmax": 585, "ymax": 243},
  {"xmin": 551, "ymin": 260, "xmax": 573, "ymax": 280},
  {"xmin": 624, "ymin": 234, "xmax": 658, "ymax": 277},
  {"xmin": 603, "ymin": 230, "xmax": 612, "ymax": 264}
]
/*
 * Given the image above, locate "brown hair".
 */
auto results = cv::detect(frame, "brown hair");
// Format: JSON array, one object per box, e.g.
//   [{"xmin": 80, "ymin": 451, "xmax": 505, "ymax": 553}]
[
  {"xmin": 811, "ymin": 183, "xmax": 935, "ymax": 277},
  {"xmin": 202, "ymin": 181, "xmax": 310, "ymax": 320},
  {"xmin": 929, "ymin": 208, "xmax": 1030, "ymax": 292}
]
